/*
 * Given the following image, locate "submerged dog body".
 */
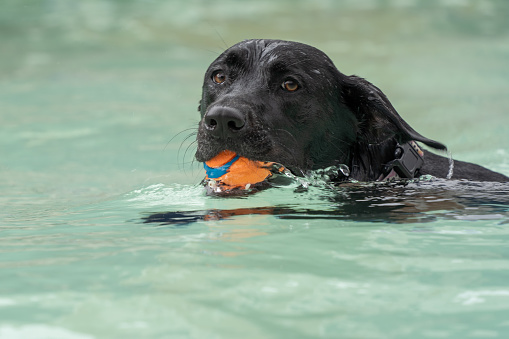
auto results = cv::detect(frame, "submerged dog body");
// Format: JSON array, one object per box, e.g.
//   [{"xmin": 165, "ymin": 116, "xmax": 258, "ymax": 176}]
[{"xmin": 195, "ymin": 39, "xmax": 507, "ymax": 183}]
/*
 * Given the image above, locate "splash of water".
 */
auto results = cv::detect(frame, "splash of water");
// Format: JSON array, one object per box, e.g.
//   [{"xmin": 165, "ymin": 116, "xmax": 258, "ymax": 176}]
[
  {"xmin": 242, "ymin": 163, "xmax": 352, "ymax": 192},
  {"xmin": 301, "ymin": 164, "xmax": 351, "ymax": 187},
  {"xmin": 446, "ymin": 150, "xmax": 455, "ymax": 180}
]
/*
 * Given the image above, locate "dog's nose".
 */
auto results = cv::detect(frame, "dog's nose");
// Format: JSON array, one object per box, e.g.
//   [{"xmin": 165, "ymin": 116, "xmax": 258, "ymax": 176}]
[{"xmin": 204, "ymin": 106, "xmax": 245, "ymax": 138}]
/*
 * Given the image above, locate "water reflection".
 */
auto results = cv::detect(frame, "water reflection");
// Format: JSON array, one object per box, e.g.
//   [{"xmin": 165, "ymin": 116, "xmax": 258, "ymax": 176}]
[{"xmin": 142, "ymin": 179, "xmax": 509, "ymax": 226}]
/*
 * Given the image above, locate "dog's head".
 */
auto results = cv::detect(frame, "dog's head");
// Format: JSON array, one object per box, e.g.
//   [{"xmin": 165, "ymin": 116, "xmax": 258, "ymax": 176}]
[{"xmin": 195, "ymin": 39, "xmax": 445, "ymax": 179}]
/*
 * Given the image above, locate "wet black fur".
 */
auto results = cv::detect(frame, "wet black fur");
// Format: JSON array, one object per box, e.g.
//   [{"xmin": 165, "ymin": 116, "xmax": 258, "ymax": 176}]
[{"xmin": 195, "ymin": 39, "xmax": 508, "ymax": 182}]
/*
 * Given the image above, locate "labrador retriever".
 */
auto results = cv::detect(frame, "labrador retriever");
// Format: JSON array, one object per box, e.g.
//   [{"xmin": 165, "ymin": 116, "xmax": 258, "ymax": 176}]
[{"xmin": 195, "ymin": 39, "xmax": 508, "ymax": 182}]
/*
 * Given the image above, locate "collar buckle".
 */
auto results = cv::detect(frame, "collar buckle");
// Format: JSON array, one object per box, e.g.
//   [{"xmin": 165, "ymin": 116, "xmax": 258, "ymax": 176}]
[{"xmin": 381, "ymin": 141, "xmax": 424, "ymax": 180}]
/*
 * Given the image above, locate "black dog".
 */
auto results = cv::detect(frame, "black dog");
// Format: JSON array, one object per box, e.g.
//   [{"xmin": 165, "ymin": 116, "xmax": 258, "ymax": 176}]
[{"xmin": 195, "ymin": 39, "xmax": 507, "ymax": 182}]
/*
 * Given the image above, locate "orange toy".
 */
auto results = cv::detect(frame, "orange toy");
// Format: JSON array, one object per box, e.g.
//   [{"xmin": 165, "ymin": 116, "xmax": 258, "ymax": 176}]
[{"xmin": 204, "ymin": 150, "xmax": 285, "ymax": 193}]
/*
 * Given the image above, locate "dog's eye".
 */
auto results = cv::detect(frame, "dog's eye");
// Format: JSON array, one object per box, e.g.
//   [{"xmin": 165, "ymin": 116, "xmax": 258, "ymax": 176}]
[
  {"xmin": 282, "ymin": 80, "xmax": 299, "ymax": 92},
  {"xmin": 212, "ymin": 71, "xmax": 226, "ymax": 84}
]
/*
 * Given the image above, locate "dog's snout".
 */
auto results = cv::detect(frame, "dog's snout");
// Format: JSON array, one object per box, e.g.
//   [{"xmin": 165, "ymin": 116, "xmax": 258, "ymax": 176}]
[{"xmin": 204, "ymin": 106, "xmax": 245, "ymax": 138}]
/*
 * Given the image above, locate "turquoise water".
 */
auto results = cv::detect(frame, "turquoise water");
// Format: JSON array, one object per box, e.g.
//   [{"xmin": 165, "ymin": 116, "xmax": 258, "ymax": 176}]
[{"xmin": 2, "ymin": 1, "xmax": 509, "ymax": 338}]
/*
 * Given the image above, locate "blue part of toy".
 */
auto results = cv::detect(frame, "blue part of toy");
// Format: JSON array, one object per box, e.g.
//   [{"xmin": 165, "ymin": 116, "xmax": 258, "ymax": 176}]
[{"xmin": 204, "ymin": 154, "xmax": 240, "ymax": 179}]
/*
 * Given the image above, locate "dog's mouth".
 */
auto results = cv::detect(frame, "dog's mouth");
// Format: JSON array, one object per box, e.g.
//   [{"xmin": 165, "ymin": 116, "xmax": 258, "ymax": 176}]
[
  {"xmin": 202, "ymin": 149, "xmax": 292, "ymax": 195},
  {"xmin": 197, "ymin": 140, "xmax": 303, "ymax": 175},
  {"xmin": 195, "ymin": 117, "xmax": 308, "ymax": 193}
]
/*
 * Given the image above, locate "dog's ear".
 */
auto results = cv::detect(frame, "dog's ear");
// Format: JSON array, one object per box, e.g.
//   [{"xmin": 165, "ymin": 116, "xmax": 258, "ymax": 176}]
[{"xmin": 341, "ymin": 75, "xmax": 446, "ymax": 150}]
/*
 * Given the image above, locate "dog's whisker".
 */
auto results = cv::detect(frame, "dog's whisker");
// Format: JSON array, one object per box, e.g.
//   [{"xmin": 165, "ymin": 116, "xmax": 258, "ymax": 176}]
[
  {"xmin": 327, "ymin": 134, "xmax": 349, "ymax": 146},
  {"xmin": 182, "ymin": 143, "xmax": 197, "ymax": 173},
  {"xmin": 324, "ymin": 136, "xmax": 349, "ymax": 158},
  {"xmin": 269, "ymin": 138, "xmax": 300, "ymax": 168},
  {"xmin": 213, "ymin": 28, "xmax": 229, "ymax": 50},
  {"xmin": 167, "ymin": 128, "xmax": 197, "ymax": 155},
  {"xmin": 271, "ymin": 128, "xmax": 299, "ymax": 146},
  {"xmin": 176, "ymin": 130, "xmax": 196, "ymax": 147},
  {"xmin": 167, "ymin": 127, "xmax": 198, "ymax": 144},
  {"xmin": 177, "ymin": 132, "xmax": 198, "ymax": 171},
  {"xmin": 183, "ymin": 140, "xmax": 198, "ymax": 171},
  {"xmin": 181, "ymin": 132, "xmax": 198, "ymax": 145},
  {"xmin": 326, "ymin": 142, "xmax": 347, "ymax": 159}
]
